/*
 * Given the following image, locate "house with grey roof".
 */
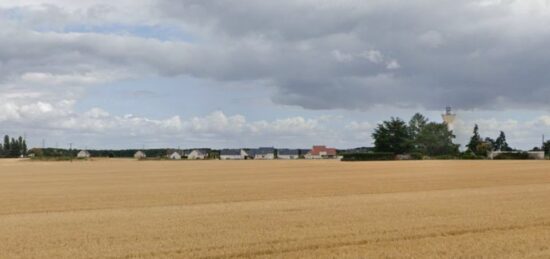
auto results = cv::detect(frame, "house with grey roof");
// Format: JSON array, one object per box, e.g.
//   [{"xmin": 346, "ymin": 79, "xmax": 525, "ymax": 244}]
[
  {"xmin": 220, "ymin": 149, "xmax": 248, "ymax": 160},
  {"xmin": 252, "ymin": 147, "xmax": 275, "ymax": 160},
  {"xmin": 277, "ymin": 149, "xmax": 299, "ymax": 159}
]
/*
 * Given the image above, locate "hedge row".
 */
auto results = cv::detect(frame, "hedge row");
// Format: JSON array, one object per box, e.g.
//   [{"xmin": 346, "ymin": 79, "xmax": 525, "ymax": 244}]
[
  {"xmin": 341, "ymin": 152, "xmax": 395, "ymax": 161},
  {"xmin": 493, "ymin": 152, "xmax": 530, "ymax": 160}
]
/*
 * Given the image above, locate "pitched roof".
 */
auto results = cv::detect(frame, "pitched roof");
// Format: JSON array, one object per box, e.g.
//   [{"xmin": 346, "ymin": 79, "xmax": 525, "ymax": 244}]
[
  {"xmin": 254, "ymin": 147, "xmax": 275, "ymax": 156},
  {"xmin": 168, "ymin": 150, "xmax": 183, "ymax": 155},
  {"xmin": 189, "ymin": 149, "xmax": 207, "ymax": 156},
  {"xmin": 310, "ymin": 145, "xmax": 337, "ymax": 156},
  {"xmin": 77, "ymin": 150, "xmax": 90, "ymax": 156},
  {"xmin": 278, "ymin": 149, "xmax": 299, "ymax": 155},
  {"xmin": 134, "ymin": 151, "xmax": 146, "ymax": 157},
  {"xmin": 220, "ymin": 149, "xmax": 242, "ymax": 156}
]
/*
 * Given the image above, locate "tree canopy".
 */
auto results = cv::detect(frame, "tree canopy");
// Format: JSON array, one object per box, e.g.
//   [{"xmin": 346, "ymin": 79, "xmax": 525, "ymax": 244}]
[
  {"xmin": 0, "ymin": 135, "xmax": 27, "ymax": 158},
  {"xmin": 372, "ymin": 117, "xmax": 412, "ymax": 155},
  {"xmin": 466, "ymin": 126, "xmax": 514, "ymax": 156},
  {"xmin": 415, "ymin": 122, "xmax": 459, "ymax": 156},
  {"xmin": 372, "ymin": 114, "xmax": 458, "ymax": 156}
]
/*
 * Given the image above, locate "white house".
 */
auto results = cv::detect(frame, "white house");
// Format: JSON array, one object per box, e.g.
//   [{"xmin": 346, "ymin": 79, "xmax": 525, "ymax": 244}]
[
  {"xmin": 187, "ymin": 150, "xmax": 208, "ymax": 160},
  {"xmin": 134, "ymin": 151, "xmax": 146, "ymax": 159},
  {"xmin": 305, "ymin": 146, "xmax": 337, "ymax": 159},
  {"xmin": 278, "ymin": 149, "xmax": 299, "ymax": 159},
  {"xmin": 220, "ymin": 149, "xmax": 248, "ymax": 160},
  {"xmin": 252, "ymin": 147, "xmax": 275, "ymax": 160},
  {"xmin": 168, "ymin": 151, "xmax": 182, "ymax": 160},
  {"xmin": 77, "ymin": 150, "xmax": 91, "ymax": 159}
]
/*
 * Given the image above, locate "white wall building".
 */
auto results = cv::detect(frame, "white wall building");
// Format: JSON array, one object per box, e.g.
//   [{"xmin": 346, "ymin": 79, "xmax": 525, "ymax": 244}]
[
  {"xmin": 77, "ymin": 150, "xmax": 91, "ymax": 159},
  {"xmin": 134, "ymin": 151, "xmax": 146, "ymax": 159},
  {"xmin": 278, "ymin": 149, "xmax": 299, "ymax": 159},
  {"xmin": 252, "ymin": 147, "xmax": 275, "ymax": 160},
  {"xmin": 187, "ymin": 150, "xmax": 208, "ymax": 160},
  {"xmin": 169, "ymin": 151, "xmax": 182, "ymax": 160},
  {"xmin": 220, "ymin": 149, "xmax": 248, "ymax": 160}
]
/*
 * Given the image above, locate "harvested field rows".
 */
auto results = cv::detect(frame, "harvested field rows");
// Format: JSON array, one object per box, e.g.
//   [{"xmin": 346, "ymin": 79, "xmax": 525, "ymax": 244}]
[{"xmin": 1, "ymin": 159, "xmax": 550, "ymax": 258}]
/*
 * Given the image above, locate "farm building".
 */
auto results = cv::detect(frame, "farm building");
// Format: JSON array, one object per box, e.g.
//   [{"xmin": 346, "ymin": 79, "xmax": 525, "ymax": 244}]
[
  {"xmin": 134, "ymin": 151, "xmax": 146, "ymax": 159},
  {"xmin": 251, "ymin": 147, "xmax": 275, "ymax": 160},
  {"xmin": 187, "ymin": 149, "xmax": 208, "ymax": 160},
  {"xmin": 278, "ymin": 149, "xmax": 300, "ymax": 159},
  {"xmin": 168, "ymin": 151, "xmax": 182, "ymax": 160},
  {"xmin": 77, "ymin": 150, "xmax": 91, "ymax": 159},
  {"xmin": 305, "ymin": 145, "xmax": 337, "ymax": 159},
  {"xmin": 220, "ymin": 149, "xmax": 248, "ymax": 160}
]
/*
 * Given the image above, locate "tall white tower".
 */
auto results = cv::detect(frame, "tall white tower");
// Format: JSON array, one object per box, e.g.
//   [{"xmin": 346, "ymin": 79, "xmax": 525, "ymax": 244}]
[{"xmin": 442, "ymin": 106, "xmax": 456, "ymax": 130}]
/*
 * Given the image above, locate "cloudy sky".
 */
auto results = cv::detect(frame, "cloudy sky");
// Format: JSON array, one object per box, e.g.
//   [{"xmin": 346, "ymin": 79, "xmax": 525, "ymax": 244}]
[{"xmin": 1, "ymin": 0, "xmax": 550, "ymax": 150}]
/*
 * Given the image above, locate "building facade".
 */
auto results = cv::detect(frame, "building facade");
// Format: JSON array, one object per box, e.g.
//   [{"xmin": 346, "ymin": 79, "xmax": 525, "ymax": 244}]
[
  {"xmin": 277, "ymin": 149, "xmax": 300, "ymax": 159},
  {"xmin": 187, "ymin": 150, "xmax": 208, "ymax": 160},
  {"xmin": 220, "ymin": 149, "xmax": 248, "ymax": 160},
  {"xmin": 305, "ymin": 145, "xmax": 337, "ymax": 159}
]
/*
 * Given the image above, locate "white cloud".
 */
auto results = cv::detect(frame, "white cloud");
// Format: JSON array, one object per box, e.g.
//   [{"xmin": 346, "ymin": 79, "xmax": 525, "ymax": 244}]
[
  {"xmin": 20, "ymin": 72, "xmax": 119, "ymax": 86},
  {"xmin": 0, "ymin": 0, "xmax": 549, "ymax": 149}
]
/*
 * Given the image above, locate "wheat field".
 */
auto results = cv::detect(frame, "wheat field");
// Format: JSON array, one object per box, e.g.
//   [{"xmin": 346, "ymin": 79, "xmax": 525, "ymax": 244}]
[{"xmin": 1, "ymin": 159, "xmax": 550, "ymax": 258}]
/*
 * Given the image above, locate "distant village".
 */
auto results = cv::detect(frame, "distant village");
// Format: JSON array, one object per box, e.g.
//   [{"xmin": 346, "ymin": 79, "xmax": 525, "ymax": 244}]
[
  {"xmin": 72, "ymin": 145, "xmax": 357, "ymax": 160},
  {"xmin": 3, "ymin": 108, "xmax": 549, "ymax": 161}
]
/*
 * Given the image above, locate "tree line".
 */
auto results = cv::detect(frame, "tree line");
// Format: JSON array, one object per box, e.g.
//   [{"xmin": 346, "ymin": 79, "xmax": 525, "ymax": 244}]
[
  {"xmin": 372, "ymin": 113, "xmax": 459, "ymax": 157},
  {"xmin": 0, "ymin": 135, "xmax": 28, "ymax": 158},
  {"xmin": 371, "ymin": 113, "xmax": 524, "ymax": 158},
  {"xmin": 465, "ymin": 125, "xmax": 512, "ymax": 156},
  {"xmin": 29, "ymin": 148, "xmax": 171, "ymax": 158}
]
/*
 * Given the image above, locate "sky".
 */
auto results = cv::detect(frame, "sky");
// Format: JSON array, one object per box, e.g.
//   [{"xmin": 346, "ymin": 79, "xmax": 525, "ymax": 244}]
[{"xmin": 1, "ymin": 0, "xmax": 550, "ymax": 150}]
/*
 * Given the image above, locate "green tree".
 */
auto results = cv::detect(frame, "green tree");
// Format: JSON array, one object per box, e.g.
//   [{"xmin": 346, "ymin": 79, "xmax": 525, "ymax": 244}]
[
  {"xmin": 17, "ymin": 136, "xmax": 26, "ymax": 156},
  {"xmin": 466, "ymin": 125, "xmax": 483, "ymax": 155},
  {"xmin": 484, "ymin": 137, "xmax": 495, "ymax": 151},
  {"xmin": 416, "ymin": 122, "xmax": 459, "ymax": 156},
  {"xmin": 372, "ymin": 117, "xmax": 412, "ymax": 154},
  {"xmin": 476, "ymin": 142, "xmax": 493, "ymax": 156},
  {"xmin": 408, "ymin": 113, "xmax": 428, "ymax": 151},
  {"xmin": 543, "ymin": 140, "xmax": 550, "ymax": 155},
  {"xmin": 494, "ymin": 131, "xmax": 511, "ymax": 151},
  {"xmin": 3, "ymin": 135, "xmax": 10, "ymax": 153},
  {"xmin": 21, "ymin": 139, "xmax": 27, "ymax": 155},
  {"xmin": 9, "ymin": 138, "xmax": 19, "ymax": 157}
]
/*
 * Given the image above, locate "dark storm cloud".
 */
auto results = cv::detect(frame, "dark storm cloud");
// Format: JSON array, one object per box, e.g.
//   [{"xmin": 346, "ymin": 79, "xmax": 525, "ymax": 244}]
[
  {"xmin": 153, "ymin": 0, "xmax": 550, "ymax": 110},
  {"xmin": 2, "ymin": 1, "xmax": 550, "ymax": 111}
]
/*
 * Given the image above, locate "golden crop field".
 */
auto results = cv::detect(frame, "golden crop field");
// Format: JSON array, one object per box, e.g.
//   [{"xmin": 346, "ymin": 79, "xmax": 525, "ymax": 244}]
[{"xmin": 1, "ymin": 159, "xmax": 550, "ymax": 258}]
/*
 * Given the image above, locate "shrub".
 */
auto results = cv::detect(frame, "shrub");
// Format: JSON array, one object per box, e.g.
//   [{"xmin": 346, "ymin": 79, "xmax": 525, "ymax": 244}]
[
  {"xmin": 459, "ymin": 151, "xmax": 483, "ymax": 160},
  {"xmin": 493, "ymin": 152, "xmax": 530, "ymax": 160},
  {"xmin": 341, "ymin": 152, "xmax": 395, "ymax": 161},
  {"xmin": 432, "ymin": 155, "xmax": 459, "ymax": 160},
  {"xmin": 410, "ymin": 152, "xmax": 424, "ymax": 160}
]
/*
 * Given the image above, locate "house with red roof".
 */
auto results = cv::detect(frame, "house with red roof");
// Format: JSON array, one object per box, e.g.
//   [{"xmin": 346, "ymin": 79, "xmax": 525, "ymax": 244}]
[{"xmin": 305, "ymin": 145, "xmax": 337, "ymax": 159}]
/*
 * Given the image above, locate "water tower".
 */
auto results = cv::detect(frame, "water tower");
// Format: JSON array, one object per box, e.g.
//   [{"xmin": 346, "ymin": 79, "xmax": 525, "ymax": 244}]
[{"xmin": 442, "ymin": 106, "xmax": 456, "ymax": 130}]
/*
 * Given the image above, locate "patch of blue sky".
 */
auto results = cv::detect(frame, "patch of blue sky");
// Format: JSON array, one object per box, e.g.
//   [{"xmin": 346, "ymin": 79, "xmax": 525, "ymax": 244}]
[
  {"xmin": 63, "ymin": 23, "xmax": 194, "ymax": 42},
  {"xmin": 0, "ymin": 7, "xmax": 24, "ymax": 21}
]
